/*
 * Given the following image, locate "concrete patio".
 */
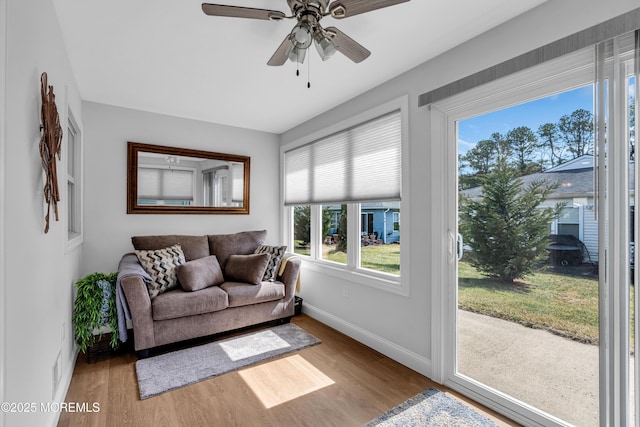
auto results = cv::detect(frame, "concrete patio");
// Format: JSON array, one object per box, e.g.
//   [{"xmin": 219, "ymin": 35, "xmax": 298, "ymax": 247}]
[{"xmin": 458, "ymin": 310, "xmax": 635, "ymax": 426}]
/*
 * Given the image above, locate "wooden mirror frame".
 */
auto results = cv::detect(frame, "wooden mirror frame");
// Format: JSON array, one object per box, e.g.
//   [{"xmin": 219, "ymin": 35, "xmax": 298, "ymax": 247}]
[{"xmin": 127, "ymin": 142, "xmax": 250, "ymax": 214}]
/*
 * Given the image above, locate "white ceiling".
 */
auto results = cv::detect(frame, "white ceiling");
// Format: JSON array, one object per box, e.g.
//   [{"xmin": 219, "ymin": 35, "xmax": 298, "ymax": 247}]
[{"xmin": 52, "ymin": 0, "xmax": 547, "ymax": 134}]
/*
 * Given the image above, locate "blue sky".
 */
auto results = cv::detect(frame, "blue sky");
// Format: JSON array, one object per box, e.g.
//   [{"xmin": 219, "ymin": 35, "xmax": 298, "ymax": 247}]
[{"xmin": 457, "ymin": 84, "xmax": 594, "ymax": 155}]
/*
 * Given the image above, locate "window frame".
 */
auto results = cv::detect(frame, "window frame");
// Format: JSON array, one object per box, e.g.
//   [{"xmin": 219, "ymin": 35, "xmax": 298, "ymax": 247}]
[
  {"xmin": 282, "ymin": 96, "xmax": 410, "ymax": 296},
  {"xmin": 552, "ymin": 205, "xmax": 584, "ymax": 241},
  {"xmin": 393, "ymin": 212, "xmax": 400, "ymax": 231},
  {"xmin": 66, "ymin": 110, "xmax": 83, "ymax": 251}
]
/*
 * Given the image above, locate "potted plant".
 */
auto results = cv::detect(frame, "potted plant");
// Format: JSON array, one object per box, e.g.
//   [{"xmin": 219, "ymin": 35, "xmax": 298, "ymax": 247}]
[{"xmin": 72, "ymin": 272, "xmax": 119, "ymax": 353}]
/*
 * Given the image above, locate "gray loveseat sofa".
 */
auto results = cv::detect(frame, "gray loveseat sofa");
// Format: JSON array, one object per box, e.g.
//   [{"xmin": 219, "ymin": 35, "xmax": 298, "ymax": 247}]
[{"xmin": 118, "ymin": 230, "xmax": 301, "ymax": 358}]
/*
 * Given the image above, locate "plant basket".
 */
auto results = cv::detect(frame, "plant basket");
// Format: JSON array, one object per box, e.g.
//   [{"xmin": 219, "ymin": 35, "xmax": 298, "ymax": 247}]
[{"xmin": 72, "ymin": 272, "xmax": 119, "ymax": 356}]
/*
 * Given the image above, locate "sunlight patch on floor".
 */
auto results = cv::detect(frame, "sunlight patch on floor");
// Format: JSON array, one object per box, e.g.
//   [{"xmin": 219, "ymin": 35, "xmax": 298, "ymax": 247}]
[
  {"xmin": 219, "ymin": 330, "xmax": 291, "ymax": 361},
  {"xmin": 238, "ymin": 354, "xmax": 335, "ymax": 408}
]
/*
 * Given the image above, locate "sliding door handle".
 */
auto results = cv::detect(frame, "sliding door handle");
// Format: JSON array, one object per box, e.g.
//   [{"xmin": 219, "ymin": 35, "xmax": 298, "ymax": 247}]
[{"xmin": 448, "ymin": 231, "xmax": 456, "ymax": 263}]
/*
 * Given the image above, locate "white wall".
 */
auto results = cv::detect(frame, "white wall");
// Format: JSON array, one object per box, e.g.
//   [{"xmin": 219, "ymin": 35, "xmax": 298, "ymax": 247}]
[
  {"xmin": 81, "ymin": 102, "xmax": 281, "ymax": 276},
  {"xmin": 3, "ymin": 0, "xmax": 84, "ymax": 426},
  {"xmin": 280, "ymin": 0, "xmax": 640, "ymax": 378}
]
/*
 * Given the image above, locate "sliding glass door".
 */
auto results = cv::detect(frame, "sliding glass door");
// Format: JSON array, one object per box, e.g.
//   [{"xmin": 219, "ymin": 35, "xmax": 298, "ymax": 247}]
[
  {"xmin": 433, "ymin": 31, "xmax": 639, "ymax": 426},
  {"xmin": 456, "ymin": 84, "xmax": 601, "ymax": 426}
]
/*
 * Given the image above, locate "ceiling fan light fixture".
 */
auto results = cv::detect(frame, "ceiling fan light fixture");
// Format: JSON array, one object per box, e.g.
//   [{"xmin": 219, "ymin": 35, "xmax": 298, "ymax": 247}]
[
  {"xmin": 203, "ymin": 0, "xmax": 412, "ymax": 69},
  {"xmin": 287, "ymin": 44, "xmax": 307, "ymax": 64},
  {"xmin": 291, "ymin": 22, "xmax": 313, "ymax": 49},
  {"xmin": 313, "ymin": 31, "xmax": 336, "ymax": 61}
]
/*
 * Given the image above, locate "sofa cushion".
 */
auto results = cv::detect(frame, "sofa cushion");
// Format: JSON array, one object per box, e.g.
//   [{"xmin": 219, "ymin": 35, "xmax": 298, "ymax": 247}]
[
  {"xmin": 151, "ymin": 286, "xmax": 229, "ymax": 321},
  {"xmin": 220, "ymin": 281, "xmax": 285, "ymax": 308},
  {"xmin": 135, "ymin": 244, "xmax": 186, "ymax": 299},
  {"xmin": 207, "ymin": 230, "xmax": 267, "ymax": 269},
  {"xmin": 132, "ymin": 235, "xmax": 209, "ymax": 262},
  {"xmin": 176, "ymin": 255, "xmax": 224, "ymax": 292},
  {"xmin": 254, "ymin": 245, "xmax": 287, "ymax": 281},
  {"xmin": 224, "ymin": 253, "xmax": 270, "ymax": 285}
]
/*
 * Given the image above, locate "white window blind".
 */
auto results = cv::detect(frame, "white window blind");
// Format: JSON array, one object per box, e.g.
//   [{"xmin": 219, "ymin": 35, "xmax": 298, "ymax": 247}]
[
  {"xmin": 138, "ymin": 167, "xmax": 194, "ymax": 201},
  {"xmin": 284, "ymin": 110, "xmax": 401, "ymax": 205}
]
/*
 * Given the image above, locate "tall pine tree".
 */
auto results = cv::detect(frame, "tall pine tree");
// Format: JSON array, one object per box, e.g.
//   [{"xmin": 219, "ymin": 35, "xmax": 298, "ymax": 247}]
[{"xmin": 459, "ymin": 158, "xmax": 563, "ymax": 282}]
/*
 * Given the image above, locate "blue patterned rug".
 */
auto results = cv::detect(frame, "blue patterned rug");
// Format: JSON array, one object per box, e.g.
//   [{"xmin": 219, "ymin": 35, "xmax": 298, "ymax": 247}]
[{"xmin": 364, "ymin": 388, "xmax": 499, "ymax": 426}]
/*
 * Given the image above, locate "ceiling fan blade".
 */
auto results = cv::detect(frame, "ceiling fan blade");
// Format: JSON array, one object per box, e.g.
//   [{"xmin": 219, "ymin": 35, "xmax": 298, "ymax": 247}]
[
  {"xmin": 267, "ymin": 35, "xmax": 292, "ymax": 66},
  {"xmin": 202, "ymin": 4, "xmax": 286, "ymax": 21},
  {"xmin": 329, "ymin": 0, "xmax": 409, "ymax": 19},
  {"xmin": 325, "ymin": 27, "xmax": 370, "ymax": 63}
]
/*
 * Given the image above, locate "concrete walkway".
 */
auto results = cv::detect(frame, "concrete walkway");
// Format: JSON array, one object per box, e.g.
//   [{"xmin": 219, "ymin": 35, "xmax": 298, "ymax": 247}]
[{"xmin": 458, "ymin": 310, "xmax": 635, "ymax": 426}]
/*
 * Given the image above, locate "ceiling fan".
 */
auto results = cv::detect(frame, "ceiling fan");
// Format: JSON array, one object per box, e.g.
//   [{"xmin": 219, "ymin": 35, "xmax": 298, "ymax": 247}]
[{"xmin": 201, "ymin": 0, "xmax": 410, "ymax": 66}]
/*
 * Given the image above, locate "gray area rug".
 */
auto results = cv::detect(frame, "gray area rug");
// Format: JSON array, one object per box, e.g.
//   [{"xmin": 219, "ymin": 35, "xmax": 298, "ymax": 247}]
[
  {"xmin": 135, "ymin": 323, "xmax": 321, "ymax": 399},
  {"xmin": 364, "ymin": 388, "xmax": 498, "ymax": 427}
]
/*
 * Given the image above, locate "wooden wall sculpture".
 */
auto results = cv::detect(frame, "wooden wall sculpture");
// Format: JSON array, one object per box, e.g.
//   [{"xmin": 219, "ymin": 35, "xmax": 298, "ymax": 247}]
[{"xmin": 39, "ymin": 72, "xmax": 62, "ymax": 233}]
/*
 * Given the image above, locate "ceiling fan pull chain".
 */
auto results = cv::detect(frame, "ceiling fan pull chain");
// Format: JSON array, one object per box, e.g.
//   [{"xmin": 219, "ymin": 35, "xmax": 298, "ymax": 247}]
[{"xmin": 307, "ymin": 51, "xmax": 311, "ymax": 88}]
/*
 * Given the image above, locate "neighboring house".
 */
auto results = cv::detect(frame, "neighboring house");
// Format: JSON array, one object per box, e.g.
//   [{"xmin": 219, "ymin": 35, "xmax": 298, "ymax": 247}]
[
  {"xmin": 461, "ymin": 155, "xmax": 635, "ymax": 263},
  {"xmin": 325, "ymin": 202, "xmax": 401, "ymax": 244}
]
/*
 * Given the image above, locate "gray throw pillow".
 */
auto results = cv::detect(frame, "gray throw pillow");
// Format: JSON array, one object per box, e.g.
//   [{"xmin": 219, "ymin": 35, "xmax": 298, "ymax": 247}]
[
  {"xmin": 134, "ymin": 244, "xmax": 186, "ymax": 299},
  {"xmin": 176, "ymin": 255, "xmax": 224, "ymax": 292},
  {"xmin": 254, "ymin": 245, "xmax": 287, "ymax": 281},
  {"xmin": 224, "ymin": 253, "xmax": 271, "ymax": 285},
  {"xmin": 207, "ymin": 230, "xmax": 267, "ymax": 269}
]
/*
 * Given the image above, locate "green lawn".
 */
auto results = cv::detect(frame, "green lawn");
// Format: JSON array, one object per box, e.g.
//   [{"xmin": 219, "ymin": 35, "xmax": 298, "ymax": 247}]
[
  {"xmin": 294, "ymin": 241, "xmax": 400, "ymax": 274},
  {"xmin": 459, "ymin": 261, "xmax": 635, "ymax": 345},
  {"xmin": 293, "ymin": 242, "xmax": 635, "ymax": 345},
  {"xmin": 322, "ymin": 243, "xmax": 400, "ymax": 274}
]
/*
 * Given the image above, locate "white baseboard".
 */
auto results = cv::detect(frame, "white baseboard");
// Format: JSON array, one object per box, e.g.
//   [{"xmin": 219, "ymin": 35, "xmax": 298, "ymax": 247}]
[
  {"xmin": 301, "ymin": 303, "xmax": 432, "ymax": 378},
  {"xmin": 49, "ymin": 348, "xmax": 79, "ymax": 427}
]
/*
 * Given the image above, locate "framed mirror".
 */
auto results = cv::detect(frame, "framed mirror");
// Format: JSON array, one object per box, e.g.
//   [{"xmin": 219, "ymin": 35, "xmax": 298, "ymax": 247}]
[{"xmin": 127, "ymin": 142, "xmax": 250, "ymax": 214}]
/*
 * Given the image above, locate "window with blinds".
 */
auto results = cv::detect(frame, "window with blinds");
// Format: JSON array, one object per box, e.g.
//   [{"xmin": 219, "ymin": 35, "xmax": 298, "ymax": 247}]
[
  {"xmin": 137, "ymin": 167, "xmax": 194, "ymax": 202},
  {"xmin": 284, "ymin": 110, "xmax": 402, "ymax": 205},
  {"xmin": 284, "ymin": 105, "xmax": 406, "ymax": 284}
]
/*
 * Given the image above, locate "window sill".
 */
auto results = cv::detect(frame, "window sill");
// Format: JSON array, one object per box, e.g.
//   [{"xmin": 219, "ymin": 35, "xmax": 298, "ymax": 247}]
[
  {"xmin": 299, "ymin": 257, "xmax": 409, "ymax": 296},
  {"xmin": 66, "ymin": 233, "xmax": 83, "ymax": 253}
]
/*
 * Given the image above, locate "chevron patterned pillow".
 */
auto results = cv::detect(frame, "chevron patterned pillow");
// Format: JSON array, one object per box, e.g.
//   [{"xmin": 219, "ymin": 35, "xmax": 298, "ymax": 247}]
[
  {"xmin": 254, "ymin": 245, "xmax": 287, "ymax": 281},
  {"xmin": 135, "ymin": 244, "xmax": 186, "ymax": 299}
]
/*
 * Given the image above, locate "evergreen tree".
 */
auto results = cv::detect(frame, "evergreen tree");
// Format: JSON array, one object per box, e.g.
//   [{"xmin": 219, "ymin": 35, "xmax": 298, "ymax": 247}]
[
  {"xmin": 461, "ymin": 139, "xmax": 497, "ymax": 175},
  {"xmin": 321, "ymin": 207, "xmax": 334, "ymax": 242},
  {"xmin": 630, "ymin": 98, "xmax": 635, "ymax": 161},
  {"xmin": 336, "ymin": 205, "xmax": 348, "ymax": 253},
  {"xmin": 537, "ymin": 122, "xmax": 565, "ymax": 167},
  {"xmin": 491, "ymin": 132, "xmax": 511, "ymax": 159},
  {"xmin": 558, "ymin": 109, "xmax": 594, "ymax": 158},
  {"xmin": 293, "ymin": 205, "xmax": 311, "ymax": 245},
  {"xmin": 506, "ymin": 126, "xmax": 538, "ymax": 173},
  {"xmin": 459, "ymin": 139, "xmax": 498, "ymax": 190},
  {"xmin": 459, "ymin": 158, "xmax": 563, "ymax": 282}
]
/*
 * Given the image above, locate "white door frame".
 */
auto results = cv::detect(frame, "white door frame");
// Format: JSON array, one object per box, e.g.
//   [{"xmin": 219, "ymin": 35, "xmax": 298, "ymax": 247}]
[
  {"xmin": 0, "ymin": 0, "xmax": 7, "ymax": 426},
  {"xmin": 430, "ymin": 48, "xmax": 602, "ymax": 426}
]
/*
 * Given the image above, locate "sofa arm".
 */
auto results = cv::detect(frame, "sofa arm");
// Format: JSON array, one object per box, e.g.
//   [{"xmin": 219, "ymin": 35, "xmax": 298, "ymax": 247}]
[
  {"xmin": 277, "ymin": 257, "xmax": 301, "ymax": 298},
  {"xmin": 120, "ymin": 275, "xmax": 155, "ymax": 351}
]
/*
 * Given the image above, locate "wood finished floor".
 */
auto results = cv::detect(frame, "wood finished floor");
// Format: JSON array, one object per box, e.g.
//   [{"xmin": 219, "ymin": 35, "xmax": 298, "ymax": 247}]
[{"xmin": 58, "ymin": 315, "xmax": 519, "ymax": 426}]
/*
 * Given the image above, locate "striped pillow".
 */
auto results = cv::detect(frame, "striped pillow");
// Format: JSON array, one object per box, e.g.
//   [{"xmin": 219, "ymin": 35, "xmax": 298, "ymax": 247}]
[
  {"xmin": 135, "ymin": 244, "xmax": 186, "ymax": 299},
  {"xmin": 254, "ymin": 245, "xmax": 287, "ymax": 281}
]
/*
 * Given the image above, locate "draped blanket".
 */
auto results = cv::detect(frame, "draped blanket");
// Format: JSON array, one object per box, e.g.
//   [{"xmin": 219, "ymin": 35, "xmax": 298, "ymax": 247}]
[{"xmin": 116, "ymin": 254, "xmax": 151, "ymax": 342}]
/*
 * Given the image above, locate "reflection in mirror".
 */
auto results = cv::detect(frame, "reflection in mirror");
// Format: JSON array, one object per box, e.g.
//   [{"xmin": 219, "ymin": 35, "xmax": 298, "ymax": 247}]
[{"xmin": 127, "ymin": 142, "xmax": 250, "ymax": 214}]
